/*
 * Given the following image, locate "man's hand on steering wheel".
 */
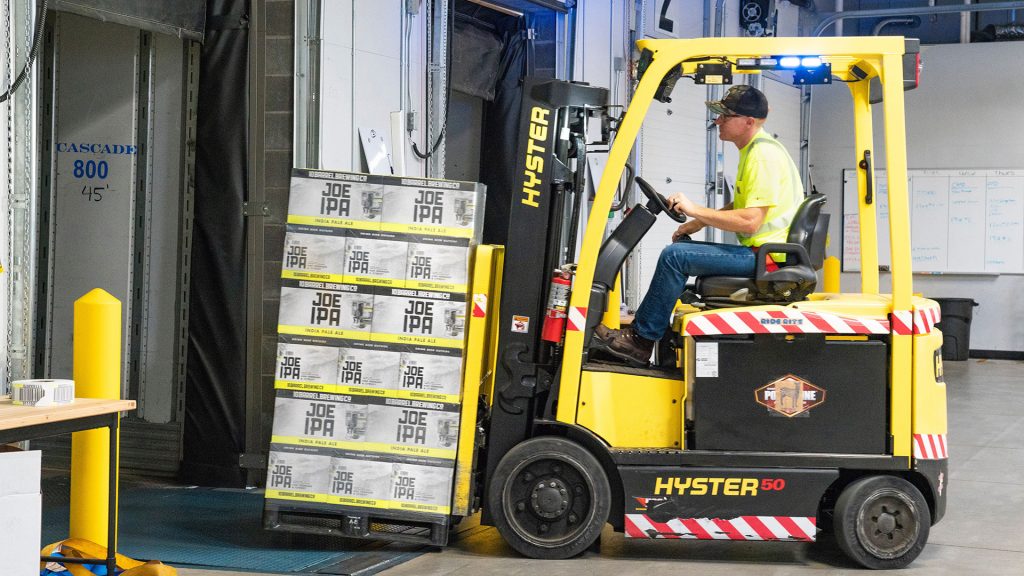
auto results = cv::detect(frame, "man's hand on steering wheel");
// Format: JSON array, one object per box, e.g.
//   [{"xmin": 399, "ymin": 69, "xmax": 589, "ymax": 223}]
[
  {"xmin": 666, "ymin": 192, "xmax": 698, "ymax": 218},
  {"xmin": 635, "ymin": 176, "xmax": 686, "ymax": 224}
]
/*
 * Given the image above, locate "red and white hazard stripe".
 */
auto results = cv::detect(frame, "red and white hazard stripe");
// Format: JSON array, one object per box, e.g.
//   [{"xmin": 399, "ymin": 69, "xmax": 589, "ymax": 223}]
[
  {"xmin": 684, "ymin": 309, "xmax": 889, "ymax": 337},
  {"xmin": 624, "ymin": 514, "xmax": 816, "ymax": 541},
  {"xmin": 567, "ymin": 306, "xmax": 587, "ymax": 332},
  {"xmin": 472, "ymin": 294, "xmax": 487, "ymax": 318},
  {"xmin": 913, "ymin": 433, "xmax": 948, "ymax": 460},
  {"xmin": 891, "ymin": 307, "xmax": 941, "ymax": 336}
]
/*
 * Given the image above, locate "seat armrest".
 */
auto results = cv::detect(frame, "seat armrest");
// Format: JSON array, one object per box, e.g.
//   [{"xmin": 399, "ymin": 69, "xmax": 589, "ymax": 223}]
[{"xmin": 755, "ymin": 243, "xmax": 812, "ymax": 279}]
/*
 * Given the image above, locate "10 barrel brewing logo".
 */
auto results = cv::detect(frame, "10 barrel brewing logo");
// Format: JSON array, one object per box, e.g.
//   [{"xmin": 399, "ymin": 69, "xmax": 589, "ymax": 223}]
[
  {"xmin": 320, "ymin": 181, "xmax": 352, "ymax": 216},
  {"xmin": 396, "ymin": 409, "xmax": 429, "ymax": 444},
  {"xmin": 413, "ymin": 189, "xmax": 445, "ymax": 224},
  {"xmin": 304, "ymin": 402, "xmax": 336, "ymax": 436}
]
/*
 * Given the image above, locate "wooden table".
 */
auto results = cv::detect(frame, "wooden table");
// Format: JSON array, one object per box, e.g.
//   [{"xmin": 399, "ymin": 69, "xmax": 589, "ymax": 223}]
[{"xmin": 0, "ymin": 397, "xmax": 135, "ymax": 574}]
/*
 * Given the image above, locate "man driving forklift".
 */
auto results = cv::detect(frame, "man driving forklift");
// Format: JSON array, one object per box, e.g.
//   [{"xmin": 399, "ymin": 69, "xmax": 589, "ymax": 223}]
[{"xmin": 594, "ymin": 85, "xmax": 804, "ymax": 366}]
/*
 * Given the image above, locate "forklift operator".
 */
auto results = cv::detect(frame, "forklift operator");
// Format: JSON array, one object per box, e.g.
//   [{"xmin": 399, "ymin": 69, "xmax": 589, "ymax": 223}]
[{"xmin": 594, "ymin": 85, "xmax": 803, "ymax": 366}]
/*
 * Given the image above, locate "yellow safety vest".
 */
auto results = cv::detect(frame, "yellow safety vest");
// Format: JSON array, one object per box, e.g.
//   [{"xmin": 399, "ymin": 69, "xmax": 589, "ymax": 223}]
[{"xmin": 734, "ymin": 128, "xmax": 804, "ymax": 248}]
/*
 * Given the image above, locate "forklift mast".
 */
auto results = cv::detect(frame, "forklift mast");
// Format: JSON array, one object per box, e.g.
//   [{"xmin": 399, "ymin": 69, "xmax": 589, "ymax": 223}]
[{"xmin": 483, "ymin": 78, "xmax": 609, "ymax": 498}]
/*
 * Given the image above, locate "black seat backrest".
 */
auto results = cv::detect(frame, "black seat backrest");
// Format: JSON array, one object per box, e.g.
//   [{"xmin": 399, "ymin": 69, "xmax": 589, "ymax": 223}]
[
  {"xmin": 809, "ymin": 212, "xmax": 830, "ymax": 270},
  {"xmin": 786, "ymin": 193, "xmax": 827, "ymax": 248}
]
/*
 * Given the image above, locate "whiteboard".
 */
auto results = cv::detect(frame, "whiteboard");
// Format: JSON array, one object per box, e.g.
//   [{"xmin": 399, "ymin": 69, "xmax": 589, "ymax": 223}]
[{"xmin": 842, "ymin": 169, "xmax": 1024, "ymax": 274}]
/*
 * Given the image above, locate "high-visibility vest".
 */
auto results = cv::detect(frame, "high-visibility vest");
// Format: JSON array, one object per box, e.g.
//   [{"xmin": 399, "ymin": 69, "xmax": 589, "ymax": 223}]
[{"xmin": 734, "ymin": 129, "xmax": 804, "ymax": 248}]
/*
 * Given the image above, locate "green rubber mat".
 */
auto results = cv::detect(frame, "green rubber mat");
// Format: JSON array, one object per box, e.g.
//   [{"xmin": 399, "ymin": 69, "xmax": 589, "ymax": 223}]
[{"xmin": 42, "ymin": 483, "xmax": 425, "ymax": 574}]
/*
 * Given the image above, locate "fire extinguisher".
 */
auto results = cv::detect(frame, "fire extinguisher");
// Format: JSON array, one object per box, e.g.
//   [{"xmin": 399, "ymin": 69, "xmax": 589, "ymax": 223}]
[{"xmin": 541, "ymin": 270, "xmax": 572, "ymax": 344}]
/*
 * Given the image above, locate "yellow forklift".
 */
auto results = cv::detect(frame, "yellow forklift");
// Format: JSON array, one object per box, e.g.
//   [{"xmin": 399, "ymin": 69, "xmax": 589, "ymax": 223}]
[{"xmin": 442, "ymin": 36, "xmax": 947, "ymax": 570}]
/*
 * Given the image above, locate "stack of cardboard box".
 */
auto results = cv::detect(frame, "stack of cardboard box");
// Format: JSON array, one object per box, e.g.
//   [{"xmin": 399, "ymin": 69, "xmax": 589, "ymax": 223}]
[
  {"xmin": 0, "ymin": 450, "xmax": 41, "ymax": 574},
  {"xmin": 265, "ymin": 169, "xmax": 483, "ymax": 520}
]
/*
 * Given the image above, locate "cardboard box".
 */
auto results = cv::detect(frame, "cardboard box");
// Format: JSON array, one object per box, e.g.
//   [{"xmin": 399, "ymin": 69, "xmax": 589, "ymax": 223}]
[
  {"xmin": 337, "ymin": 346, "xmax": 401, "ymax": 392},
  {"xmin": 370, "ymin": 289, "xmax": 467, "ymax": 347},
  {"xmin": 266, "ymin": 446, "xmax": 332, "ymax": 499},
  {"xmin": 275, "ymin": 342, "xmax": 341, "ymax": 392},
  {"xmin": 388, "ymin": 460, "xmax": 455, "ymax": 514},
  {"xmin": 404, "ymin": 237, "xmax": 471, "ymax": 291},
  {"xmin": 281, "ymin": 227, "xmax": 348, "ymax": 282},
  {"xmin": 365, "ymin": 401, "xmax": 461, "ymax": 454},
  {"xmin": 397, "ymin": 348, "xmax": 464, "ymax": 400},
  {"xmin": 278, "ymin": 283, "xmax": 376, "ymax": 339},
  {"xmin": 0, "ymin": 451, "xmax": 41, "ymax": 576},
  {"xmin": 329, "ymin": 455, "xmax": 393, "ymax": 506},
  {"xmin": 287, "ymin": 170, "xmax": 383, "ymax": 229},
  {"xmin": 381, "ymin": 181, "xmax": 480, "ymax": 237},
  {"xmin": 343, "ymin": 231, "xmax": 409, "ymax": 287}
]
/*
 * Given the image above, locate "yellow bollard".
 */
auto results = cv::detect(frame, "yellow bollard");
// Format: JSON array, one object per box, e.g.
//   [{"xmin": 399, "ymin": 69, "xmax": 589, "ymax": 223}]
[
  {"xmin": 70, "ymin": 289, "xmax": 122, "ymax": 547},
  {"xmin": 823, "ymin": 256, "xmax": 841, "ymax": 294}
]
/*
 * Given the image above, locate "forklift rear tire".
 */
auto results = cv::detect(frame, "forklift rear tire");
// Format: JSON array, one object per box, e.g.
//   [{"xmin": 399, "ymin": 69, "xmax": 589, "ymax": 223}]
[
  {"xmin": 489, "ymin": 436, "xmax": 611, "ymax": 559},
  {"xmin": 834, "ymin": 475, "xmax": 931, "ymax": 570}
]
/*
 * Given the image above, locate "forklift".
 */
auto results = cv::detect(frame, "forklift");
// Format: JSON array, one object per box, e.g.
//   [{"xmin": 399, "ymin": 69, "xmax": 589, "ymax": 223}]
[{"xmin": 446, "ymin": 36, "xmax": 946, "ymax": 570}]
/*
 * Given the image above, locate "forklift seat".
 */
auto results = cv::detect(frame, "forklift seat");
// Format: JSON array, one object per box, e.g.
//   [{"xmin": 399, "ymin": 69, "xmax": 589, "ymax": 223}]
[{"xmin": 692, "ymin": 194, "xmax": 829, "ymax": 305}]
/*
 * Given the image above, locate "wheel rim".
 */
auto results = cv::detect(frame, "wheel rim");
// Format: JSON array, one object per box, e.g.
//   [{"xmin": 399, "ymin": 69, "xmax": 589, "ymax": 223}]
[
  {"xmin": 855, "ymin": 488, "xmax": 921, "ymax": 559},
  {"xmin": 502, "ymin": 452, "xmax": 596, "ymax": 548}
]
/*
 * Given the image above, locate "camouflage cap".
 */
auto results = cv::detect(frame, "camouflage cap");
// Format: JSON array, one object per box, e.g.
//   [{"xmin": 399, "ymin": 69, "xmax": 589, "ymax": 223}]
[{"xmin": 706, "ymin": 85, "xmax": 769, "ymax": 119}]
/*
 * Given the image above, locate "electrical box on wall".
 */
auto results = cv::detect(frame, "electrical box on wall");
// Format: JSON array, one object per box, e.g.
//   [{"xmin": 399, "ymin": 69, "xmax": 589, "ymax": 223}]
[{"xmin": 643, "ymin": 0, "xmax": 687, "ymax": 39}]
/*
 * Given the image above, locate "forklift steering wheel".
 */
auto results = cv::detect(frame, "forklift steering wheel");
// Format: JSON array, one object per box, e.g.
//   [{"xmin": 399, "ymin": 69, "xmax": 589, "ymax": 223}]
[{"xmin": 635, "ymin": 176, "xmax": 687, "ymax": 224}]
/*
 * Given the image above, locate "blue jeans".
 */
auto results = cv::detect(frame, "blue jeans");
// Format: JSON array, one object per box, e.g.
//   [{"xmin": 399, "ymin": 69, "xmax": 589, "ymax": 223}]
[{"xmin": 632, "ymin": 241, "xmax": 756, "ymax": 341}]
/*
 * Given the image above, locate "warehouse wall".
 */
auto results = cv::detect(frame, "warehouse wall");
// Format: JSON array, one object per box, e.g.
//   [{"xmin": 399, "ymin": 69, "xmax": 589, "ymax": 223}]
[{"xmin": 809, "ymin": 42, "xmax": 1024, "ymax": 353}]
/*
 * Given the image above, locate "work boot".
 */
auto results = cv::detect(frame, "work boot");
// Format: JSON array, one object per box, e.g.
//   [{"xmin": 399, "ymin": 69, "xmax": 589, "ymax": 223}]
[{"xmin": 592, "ymin": 325, "xmax": 655, "ymax": 367}]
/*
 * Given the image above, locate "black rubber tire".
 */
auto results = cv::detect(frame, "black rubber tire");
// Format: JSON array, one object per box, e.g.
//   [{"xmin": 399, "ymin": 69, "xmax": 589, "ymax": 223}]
[
  {"xmin": 834, "ymin": 475, "xmax": 931, "ymax": 570},
  {"xmin": 488, "ymin": 436, "xmax": 611, "ymax": 559}
]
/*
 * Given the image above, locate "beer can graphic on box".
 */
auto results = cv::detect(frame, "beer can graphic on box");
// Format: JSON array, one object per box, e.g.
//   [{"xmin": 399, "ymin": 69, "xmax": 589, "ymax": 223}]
[
  {"xmin": 287, "ymin": 170, "xmax": 383, "ymax": 230},
  {"xmin": 275, "ymin": 342, "xmax": 341, "ymax": 392},
  {"xmin": 337, "ymin": 346, "xmax": 401, "ymax": 393},
  {"xmin": 328, "ymin": 456, "xmax": 393, "ymax": 505},
  {"xmin": 380, "ymin": 181, "xmax": 478, "ymax": 237},
  {"xmin": 405, "ymin": 238, "xmax": 470, "ymax": 292},
  {"xmin": 397, "ymin": 349, "xmax": 464, "ymax": 401},
  {"xmin": 365, "ymin": 400, "xmax": 461, "ymax": 457},
  {"xmin": 266, "ymin": 447, "xmax": 333, "ymax": 497},
  {"xmin": 371, "ymin": 288, "xmax": 467, "ymax": 347},
  {"xmin": 343, "ymin": 231, "xmax": 408, "ymax": 287},
  {"xmin": 389, "ymin": 461, "xmax": 455, "ymax": 514},
  {"xmin": 281, "ymin": 227, "xmax": 347, "ymax": 283},
  {"xmin": 278, "ymin": 283, "xmax": 375, "ymax": 339}
]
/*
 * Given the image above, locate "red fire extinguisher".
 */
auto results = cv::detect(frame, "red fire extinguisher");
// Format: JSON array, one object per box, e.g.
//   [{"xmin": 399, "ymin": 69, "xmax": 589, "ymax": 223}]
[{"xmin": 541, "ymin": 270, "xmax": 572, "ymax": 343}]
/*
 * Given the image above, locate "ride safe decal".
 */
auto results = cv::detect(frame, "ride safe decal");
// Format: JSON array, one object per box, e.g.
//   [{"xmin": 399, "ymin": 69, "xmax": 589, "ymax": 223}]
[{"xmin": 754, "ymin": 374, "xmax": 825, "ymax": 417}]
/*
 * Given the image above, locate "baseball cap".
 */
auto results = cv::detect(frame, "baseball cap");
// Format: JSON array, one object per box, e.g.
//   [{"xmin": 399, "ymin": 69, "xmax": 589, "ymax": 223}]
[{"xmin": 705, "ymin": 85, "xmax": 769, "ymax": 119}]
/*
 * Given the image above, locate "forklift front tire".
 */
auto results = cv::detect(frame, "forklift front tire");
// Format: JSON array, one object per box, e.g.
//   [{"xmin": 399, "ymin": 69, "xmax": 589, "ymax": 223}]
[
  {"xmin": 834, "ymin": 475, "xmax": 931, "ymax": 570},
  {"xmin": 488, "ymin": 436, "xmax": 611, "ymax": 559}
]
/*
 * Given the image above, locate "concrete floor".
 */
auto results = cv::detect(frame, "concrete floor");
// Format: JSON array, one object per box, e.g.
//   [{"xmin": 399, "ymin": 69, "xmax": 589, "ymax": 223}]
[{"xmin": 178, "ymin": 358, "xmax": 1024, "ymax": 576}]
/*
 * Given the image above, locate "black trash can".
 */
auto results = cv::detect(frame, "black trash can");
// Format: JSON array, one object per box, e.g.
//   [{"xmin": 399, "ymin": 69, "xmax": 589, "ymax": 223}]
[{"xmin": 932, "ymin": 298, "xmax": 979, "ymax": 361}]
